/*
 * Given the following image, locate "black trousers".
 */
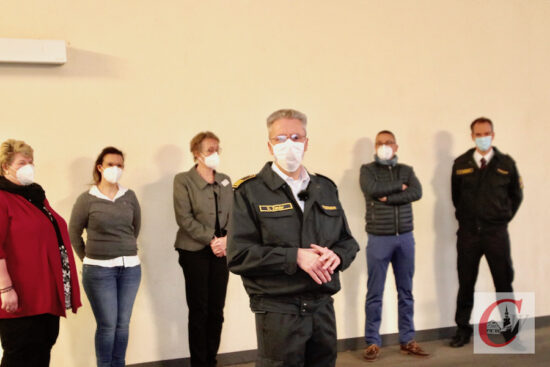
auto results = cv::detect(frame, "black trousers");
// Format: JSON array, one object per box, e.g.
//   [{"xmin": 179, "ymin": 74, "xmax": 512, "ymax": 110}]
[
  {"xmin": 454, "ymin": 227, "xmax": 514, "ymax": 335},
  {"xmin": 178, "ymin": 247, "xmax": 229, "ymax": 367},
  {"xmin": 254, "ymin": 298, "xmax": 337, "ymax": 367},
  {"xmin": 0, "ymin": 313, "xmax": 60, "ymax": 367}
]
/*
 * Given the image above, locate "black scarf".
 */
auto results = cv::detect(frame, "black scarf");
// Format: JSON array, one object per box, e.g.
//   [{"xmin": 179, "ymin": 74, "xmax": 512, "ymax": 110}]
[{"xmin": 0, "ymin": 176, "xmax": 46, "ymax": 209}]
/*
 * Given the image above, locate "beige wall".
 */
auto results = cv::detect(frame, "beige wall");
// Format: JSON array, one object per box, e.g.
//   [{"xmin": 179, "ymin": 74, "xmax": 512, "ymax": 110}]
[{"xmin": 1, "ymin": 0, "xmax": 549, "ymax": 365}]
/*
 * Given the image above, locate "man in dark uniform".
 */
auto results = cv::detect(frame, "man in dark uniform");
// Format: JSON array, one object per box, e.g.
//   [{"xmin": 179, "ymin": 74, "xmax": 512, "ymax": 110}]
[
  {"xmin": 227, "ymin": 109, "xmax": 359, "ymax": 367},
  {"xmin": 450, "ymin": 117, "xmax": 523, "ymax": 347}
]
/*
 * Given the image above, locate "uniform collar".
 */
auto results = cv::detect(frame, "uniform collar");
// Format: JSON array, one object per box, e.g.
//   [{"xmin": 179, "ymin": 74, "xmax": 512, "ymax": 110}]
[
  {"xmin": 271, "ymin": 163, "xmax": 310, "ymax": 187},
  {"xmin": 473, "ymin": 147, "xmax": 495, "ymax": 166}
]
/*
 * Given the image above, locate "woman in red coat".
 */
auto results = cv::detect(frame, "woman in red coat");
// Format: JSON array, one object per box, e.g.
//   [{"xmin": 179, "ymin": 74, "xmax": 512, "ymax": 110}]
[{"xmin": 0, "ymin": 139, "xmax": 81, "ymax": 367}]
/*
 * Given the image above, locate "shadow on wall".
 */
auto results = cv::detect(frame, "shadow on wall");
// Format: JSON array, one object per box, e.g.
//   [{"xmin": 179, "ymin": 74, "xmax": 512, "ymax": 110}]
[
  {"xmin": 0, "ymin": 47, "xmax": 124, "ymax": 78},
  {"xmin": 139, "ymin": 144, "xmax": 188, "ymax": 360},
  {"xmin": 431, "ymin": 130, "xmax": 458, "ymax": 327},
  {"xmin": 338, "ymin": 137, "xmax": 373, "ymax": 338},
  {"xmin": 53, "ymin": 156, "xmax": 97, "ymax": 367}
]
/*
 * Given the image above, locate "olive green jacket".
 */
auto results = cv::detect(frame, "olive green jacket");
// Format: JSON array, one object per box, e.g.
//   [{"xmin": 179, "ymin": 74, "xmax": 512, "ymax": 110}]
[{"xmin": 173, "ymin": 166, "xmax": 233, "ymax": 251}]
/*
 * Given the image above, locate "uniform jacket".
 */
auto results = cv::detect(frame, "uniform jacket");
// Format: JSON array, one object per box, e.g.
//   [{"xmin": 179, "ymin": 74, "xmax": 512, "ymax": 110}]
[
  {"xmin": 0, "ymin": 190, "xmax": 81, "ymax": 318},
  {"xmin": 227, "ymin": 162, "xmax": 359, "ymax": 302},
  {"xmin": 360, "ymin": 159, "xmax": 422, "ymax": 235},
  {"xmin": 452, "ymin": 147, "xmax": 523, "ymax": 231},
  {"xmin": 173, "ymin": 166, "xmax": 233, "ymax": 251}
]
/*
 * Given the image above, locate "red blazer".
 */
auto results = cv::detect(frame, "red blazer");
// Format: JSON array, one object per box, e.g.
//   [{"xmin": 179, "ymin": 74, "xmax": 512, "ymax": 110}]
[{"xmin": 0, "ymin": 190, "xmax": 81, "ymax": 318}]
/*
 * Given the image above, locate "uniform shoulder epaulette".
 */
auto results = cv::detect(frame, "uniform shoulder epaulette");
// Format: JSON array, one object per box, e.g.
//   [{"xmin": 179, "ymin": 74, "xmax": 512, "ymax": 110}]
[
  {"xmin": 233, "ymin": 174, "xmax": 257, "ymax": 189},
  {"xmin": 314, "ymin": 173, "xmax": 337, "ymax": 188}
]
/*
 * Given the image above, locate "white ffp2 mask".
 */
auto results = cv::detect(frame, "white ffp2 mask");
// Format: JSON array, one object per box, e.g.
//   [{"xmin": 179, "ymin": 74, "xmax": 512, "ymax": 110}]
[
  {"xmin": 102, "ymin": 166, "xmax": 123, "ymax": 184},
  {"xmin": 16, "ymin": 164, "xmax": 35, "ymax": 185},
  {"xmin": 202, "ymin": 152, "xmax": 220, "ymax": 169},
  {"xmin": 271, "ymin": 140, "xmax": 305, "ymax": 172},
  {"xmin": 376, "ymin": 145, "xmax": 394, "ymax": 161}
]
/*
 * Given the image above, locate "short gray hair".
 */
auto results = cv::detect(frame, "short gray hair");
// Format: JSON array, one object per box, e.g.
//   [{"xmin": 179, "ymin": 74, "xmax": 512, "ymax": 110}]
[{"xmin": 266, "ymin": 109, "xmax": 307, "ymax": 130}]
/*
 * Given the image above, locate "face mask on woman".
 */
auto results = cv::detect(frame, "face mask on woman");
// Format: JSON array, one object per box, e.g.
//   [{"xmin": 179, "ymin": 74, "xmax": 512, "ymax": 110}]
[
  {"xmin": 201, "ymin": 152, "xmax": 220, "ymax": 169},
  {"xmin": 270, "ymin": 140, "xmax": 305, "ymax": 173},
  {"xmin": 102, "ymin": 166, "xmax": 123, "ymax": 184},
  {"xmin": 15, "ymin": 164, "xmax": 35, "ymax": 185}
]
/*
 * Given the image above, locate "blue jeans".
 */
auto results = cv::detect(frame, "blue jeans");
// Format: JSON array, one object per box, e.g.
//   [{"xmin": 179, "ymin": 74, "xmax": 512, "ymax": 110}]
[
  {"xmin": 365, "ymin": 232, "xmax": 415, "ymax": 346},
  {"xmin": 83, "ymin": 265, "xmax": 141, "ymax": 367}
]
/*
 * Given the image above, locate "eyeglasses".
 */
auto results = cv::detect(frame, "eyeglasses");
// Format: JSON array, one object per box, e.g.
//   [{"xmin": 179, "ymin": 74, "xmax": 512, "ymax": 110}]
[
  {"xmin": 203, "ymin": 147, "xmax": 222, "ymax": 155},
  {"xmin": 270, "ymin": 134, "xmax": 307, "ymax": 144}
]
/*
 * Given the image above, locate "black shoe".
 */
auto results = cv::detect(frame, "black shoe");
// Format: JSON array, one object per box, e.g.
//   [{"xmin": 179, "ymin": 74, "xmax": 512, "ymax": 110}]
[{"xmin": 449, "ymin": 333, "xmax": 470, "ymax": 348}]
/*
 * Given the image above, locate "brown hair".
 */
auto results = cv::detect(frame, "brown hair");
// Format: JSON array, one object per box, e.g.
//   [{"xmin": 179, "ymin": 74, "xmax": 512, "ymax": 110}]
[
  {"xmin": 93, "ymin": 146, "xmax": 124, "ymax": 184},
  {"xmin": 190, "ymin": 131, "xmax": 219, "ymax": 162},
  {"xmin": 0, "ymin": 139, "xmax": 34, "ymax": 176},
  {"xmin": 376, "ymin": 130, "xmax": 396, "ymax": 142},
  {"xmin": 470, "ymin": 117, "xmax": 494, "ymax": 132}
]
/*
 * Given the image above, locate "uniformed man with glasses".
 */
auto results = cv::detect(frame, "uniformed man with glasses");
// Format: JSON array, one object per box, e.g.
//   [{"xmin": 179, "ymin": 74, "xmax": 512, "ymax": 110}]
[{"xmin": 227, "ymin": 109, "xmax": 359, "ymax": 367}]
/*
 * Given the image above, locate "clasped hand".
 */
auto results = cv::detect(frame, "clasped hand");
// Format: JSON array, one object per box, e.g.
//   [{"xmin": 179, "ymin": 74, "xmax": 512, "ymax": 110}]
[
  {"xmin": 210, "ymin": 236, "xmax": 227, "ymax": 257},
  {"xmin": 297, "ymin": 244, "xmax": 341, "ymax": 285}
]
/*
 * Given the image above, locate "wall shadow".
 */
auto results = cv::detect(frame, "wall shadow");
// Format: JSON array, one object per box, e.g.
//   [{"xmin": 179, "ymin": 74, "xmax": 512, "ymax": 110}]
[
  {"xmin": 138, "ymin": 144, "xmax": 188, "ymax": 360},
  {"xmin": 431, "ymin": 130, "xmax": 458, "ymax": 327},
  {"xmin": 53, "ymin": 156, "xmax": 97, "ymax": 366},
  {"xmin": 338, "ymin": 137, "xmax": 372, "ymax": 338}
]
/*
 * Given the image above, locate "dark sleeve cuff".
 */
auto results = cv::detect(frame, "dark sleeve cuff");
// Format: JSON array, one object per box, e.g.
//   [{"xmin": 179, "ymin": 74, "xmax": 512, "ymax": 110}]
[{"xmin": 284, "ymin": 248, "xmax": 298, "ymax": 275}]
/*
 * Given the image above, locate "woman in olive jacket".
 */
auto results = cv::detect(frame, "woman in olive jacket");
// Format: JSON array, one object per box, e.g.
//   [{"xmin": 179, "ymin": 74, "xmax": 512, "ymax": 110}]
[{"xmin": 173, "ymin": 131, "xmax": 232, "ymax": 367}]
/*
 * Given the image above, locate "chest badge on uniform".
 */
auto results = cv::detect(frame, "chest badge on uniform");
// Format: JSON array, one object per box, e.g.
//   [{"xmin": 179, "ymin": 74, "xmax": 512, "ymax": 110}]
[
  {"xmin": 259, "ymin": 203, "xmax": 293, "ymax": 212},
  {"xmin": 456, "ymin": 168, "xmax": 474, "ymax": 175},
  {"xmin": 321, "ymin": 205, "xmax": 337, "ymax": 210},
  {"xmin": 497, "ymin": 168, "xmax": 509, "ymax": 175}
]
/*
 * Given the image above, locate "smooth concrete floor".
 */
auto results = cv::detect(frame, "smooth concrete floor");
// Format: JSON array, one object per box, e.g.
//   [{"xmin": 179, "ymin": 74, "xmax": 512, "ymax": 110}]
[{"xmin": 227, "ymin": 326, "xmax": 550, "ymax": 366}]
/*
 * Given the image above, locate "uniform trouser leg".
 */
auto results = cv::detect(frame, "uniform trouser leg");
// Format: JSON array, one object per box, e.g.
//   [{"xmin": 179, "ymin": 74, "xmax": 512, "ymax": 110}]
[
  {"xmin": 455, "ymin": 230, "xmax": 484, "ymax": 335},
  {"xmin": 206, "ymin": 254, "xmax": 229, "ymax": 366},
  {"xmin": 304, "ymin": 302, "xmax": 337, "ymax": 367},
  {"xmin": 0, "ymin": 313, "xmax": 60, "ymax": 367},
  {"xmin": 482, "ymin": 229, "xmax": 514, "ymax": 293},
  {"xmin": 391, "ymin": 232, "xmax": 415, "ymax": 344},
  {"xmin": 255, "ymin": 301, "xmax": 336, "ymax": 367},
  {"xmin": 365, "ymin": 234, "xmax": 395, "ymax": 346}
]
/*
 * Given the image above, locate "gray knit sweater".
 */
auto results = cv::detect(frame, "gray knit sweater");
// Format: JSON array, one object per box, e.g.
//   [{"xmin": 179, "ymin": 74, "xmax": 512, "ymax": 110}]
[{"xmin": 69, "ymin": 189, "xmax": 141, "ymax": 260}]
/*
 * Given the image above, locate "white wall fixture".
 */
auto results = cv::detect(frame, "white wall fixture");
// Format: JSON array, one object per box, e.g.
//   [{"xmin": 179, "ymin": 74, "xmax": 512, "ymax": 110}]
[{"xmin": 0, "ymin": 38, "xmax": 67, "ymax": 65}]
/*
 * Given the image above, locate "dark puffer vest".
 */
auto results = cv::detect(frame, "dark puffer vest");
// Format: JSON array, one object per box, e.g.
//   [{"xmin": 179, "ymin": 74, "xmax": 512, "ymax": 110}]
[{"xmin": 360, "ymin": 159, "xmax": 422, "ymax": 235}]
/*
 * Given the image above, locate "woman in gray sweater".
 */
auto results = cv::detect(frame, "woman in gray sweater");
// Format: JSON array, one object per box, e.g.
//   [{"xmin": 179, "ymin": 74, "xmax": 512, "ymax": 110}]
[{"xmin": 69, "ymin": 146, "xmax": 141, "ymax": 367}]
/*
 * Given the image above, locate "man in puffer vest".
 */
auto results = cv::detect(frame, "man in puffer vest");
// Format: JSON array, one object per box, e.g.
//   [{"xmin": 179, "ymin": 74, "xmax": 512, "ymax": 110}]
[{"xmin": 360, "ymin": 130, "xmax": 429, "ymax": 362}]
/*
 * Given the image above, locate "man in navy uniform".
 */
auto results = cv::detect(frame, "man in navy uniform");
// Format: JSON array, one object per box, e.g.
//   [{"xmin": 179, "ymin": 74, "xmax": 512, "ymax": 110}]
[
  {"xmin": 227, "ymin": 109, "xmax": 359, "ymax": 366},
  {"xmin": 450, "ymin": 117, "xmax": 523, "ymax": 347}
]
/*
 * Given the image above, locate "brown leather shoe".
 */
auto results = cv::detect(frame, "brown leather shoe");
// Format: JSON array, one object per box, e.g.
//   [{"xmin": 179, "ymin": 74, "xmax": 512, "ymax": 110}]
[
  {"xmin": 363, "ymin": 344, "xmax": 380, "ymax": 362},
  {"xmin": 400, "ymin": 340, "xmax": 430, "ymax": 357}
]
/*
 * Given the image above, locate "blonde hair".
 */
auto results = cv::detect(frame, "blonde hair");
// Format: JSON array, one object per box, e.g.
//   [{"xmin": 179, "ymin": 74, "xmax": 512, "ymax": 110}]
[{"xmin": 0, "ymin": 139, "xmax": 34, "ymax": 176}]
